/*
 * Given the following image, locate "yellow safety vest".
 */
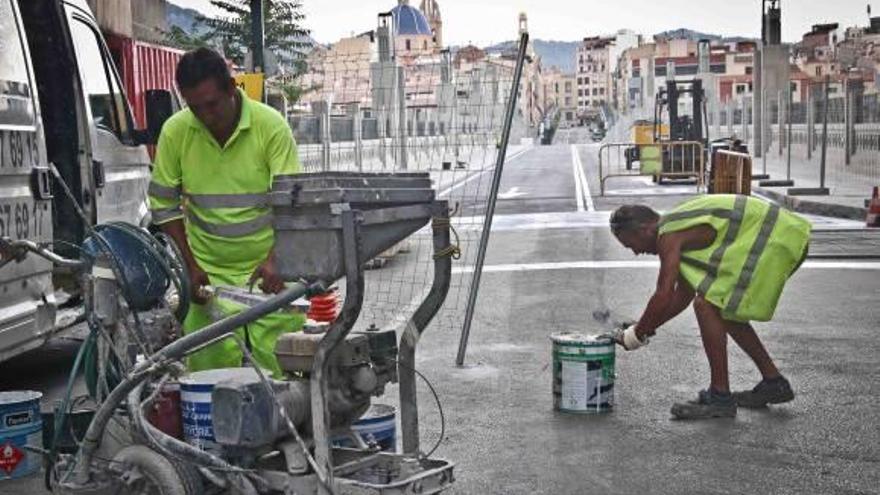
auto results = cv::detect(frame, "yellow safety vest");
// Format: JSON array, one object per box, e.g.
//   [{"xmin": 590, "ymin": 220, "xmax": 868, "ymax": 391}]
[
  {"xmin": 659, "ymin": 194, "xmax": 811, "ymax": 322},
  {"xmin": 148, "ymin": 89, "xmax": 300, "ymax": 275}
]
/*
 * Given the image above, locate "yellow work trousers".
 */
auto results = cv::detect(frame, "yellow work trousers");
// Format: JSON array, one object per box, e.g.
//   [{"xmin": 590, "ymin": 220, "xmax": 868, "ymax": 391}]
[{"xmin": 182, "ymin": 270, "xmax": 304, "ymax": 378}]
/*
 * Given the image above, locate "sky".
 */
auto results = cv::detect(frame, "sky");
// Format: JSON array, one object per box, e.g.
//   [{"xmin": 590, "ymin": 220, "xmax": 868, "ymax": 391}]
[{"xmin": 172, "ymin": 0, "xmax": 873, "ymax": 46}]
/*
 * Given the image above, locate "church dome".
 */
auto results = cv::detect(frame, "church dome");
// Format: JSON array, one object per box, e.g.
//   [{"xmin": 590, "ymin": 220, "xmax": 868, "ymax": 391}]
[{"xmin": 391, "ymin": 0, "xmax": 433, "ymax": 36}]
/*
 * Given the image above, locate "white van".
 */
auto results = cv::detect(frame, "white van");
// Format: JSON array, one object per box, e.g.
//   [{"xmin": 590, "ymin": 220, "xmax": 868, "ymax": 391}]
[{"xmin": 0, "ymin": 0, "xmax": 172, "ymax": 361}]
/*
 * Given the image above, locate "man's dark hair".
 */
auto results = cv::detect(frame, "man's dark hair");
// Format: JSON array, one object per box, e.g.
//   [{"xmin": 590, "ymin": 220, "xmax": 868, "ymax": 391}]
[
  {"xmin": 175, "ymin": 47, "xmax": 233, "ymax": 91},
  {"xmin": 610, "ymin": 205, "xmax": 659, "ymax": 235}
]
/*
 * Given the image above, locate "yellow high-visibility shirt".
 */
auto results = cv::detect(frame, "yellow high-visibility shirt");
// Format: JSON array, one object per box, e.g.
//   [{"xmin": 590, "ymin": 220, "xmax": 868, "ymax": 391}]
[{"xmin": 148, "ymin": 89, "xmax": 299, "ymax": 275}]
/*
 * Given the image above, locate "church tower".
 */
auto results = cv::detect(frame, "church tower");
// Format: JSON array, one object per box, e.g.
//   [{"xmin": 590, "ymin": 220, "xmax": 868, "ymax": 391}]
[{"xmin": 420, "ymin": 0, "xmax": 443, "ymax": 49}]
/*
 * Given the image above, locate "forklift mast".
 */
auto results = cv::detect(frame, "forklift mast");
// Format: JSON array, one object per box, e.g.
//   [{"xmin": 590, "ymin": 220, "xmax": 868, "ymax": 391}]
[{"xmin": 653, "ymin": 79, "xmax": 707, "ymax": 144}]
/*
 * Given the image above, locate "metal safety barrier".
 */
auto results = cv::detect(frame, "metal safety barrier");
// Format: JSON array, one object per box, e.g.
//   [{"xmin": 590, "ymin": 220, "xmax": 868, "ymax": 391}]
[{"xmin": 598, "ymin": 141, "xmax": 705, "ymax": 196}]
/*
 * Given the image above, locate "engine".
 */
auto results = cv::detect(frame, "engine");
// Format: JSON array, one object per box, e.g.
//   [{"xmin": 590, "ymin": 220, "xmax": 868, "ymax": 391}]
[{"xmin": 210, "ymin": 324, "xmax": 398, "ymax": 451}]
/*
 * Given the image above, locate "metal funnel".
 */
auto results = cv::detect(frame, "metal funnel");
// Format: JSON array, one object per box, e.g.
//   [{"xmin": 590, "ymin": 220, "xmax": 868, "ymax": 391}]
[{"xmin": 270, "ymin": 172, "xmax": 437, "ymax": 282}]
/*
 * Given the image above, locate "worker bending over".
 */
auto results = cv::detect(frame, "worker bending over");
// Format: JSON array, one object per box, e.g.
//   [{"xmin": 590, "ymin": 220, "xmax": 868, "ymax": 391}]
[
  {"xmin": 610, "ymin": 194, "xmax": 810, "ymax": 419},
  {"xmin": 149, "ymin": 48, "xmax": 303, "ymax": 377}
]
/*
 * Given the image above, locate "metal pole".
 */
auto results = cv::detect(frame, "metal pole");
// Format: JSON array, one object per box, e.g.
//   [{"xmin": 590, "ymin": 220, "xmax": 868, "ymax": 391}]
[
  {"xmin": 806, "ymin": 84, "xmax": 813, "ymax": 160},
  {"xmin": 778, "ymin": 90, "xmax": 784, "ymax": 157},
  {"xmin": 786, "ymin": 82, "xmax": 793, "ymax": 181},
  {"xmin": 456, "ymin": 31, "xmax": 530, "ymax": 366},
  {"xmin": 844, "ymin": 76, "xmax": 851, "ymax": 166},
  {"xmin": 820, "ymin": 75, "xmax": 829, "ymax": 190},
  {"xmin": 250, "ymin": 0, "xmax": 265, "ymax": 102},
  {"xmin": 762, "ymin": 89, "xmax": 768, "ymax": 175}
]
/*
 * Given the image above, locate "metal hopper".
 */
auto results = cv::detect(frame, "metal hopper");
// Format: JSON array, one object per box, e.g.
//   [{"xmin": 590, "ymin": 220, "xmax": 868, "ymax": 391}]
[{"xmin": 269, "ymin": 172, "xmax": 437, "ymax": 282}]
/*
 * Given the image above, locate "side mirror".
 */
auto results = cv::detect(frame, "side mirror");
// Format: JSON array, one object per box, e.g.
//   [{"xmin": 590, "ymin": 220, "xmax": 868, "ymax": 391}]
[{"xmin": 136, "ymin": 89, "xmax": 175, "ymax": 146}]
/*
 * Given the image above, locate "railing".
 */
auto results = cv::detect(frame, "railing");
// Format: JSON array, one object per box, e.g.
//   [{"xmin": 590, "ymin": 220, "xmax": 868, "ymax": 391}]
[{"xmin": 598, "ymin": 141, "xmax": 705, "ymax": 195}]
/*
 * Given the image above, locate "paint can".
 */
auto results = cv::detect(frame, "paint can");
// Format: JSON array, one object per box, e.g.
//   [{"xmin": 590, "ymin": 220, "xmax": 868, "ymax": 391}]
[
  {"xmin": 551, "ymin": 333, "xmax": 615, "ymax": 413},
  {"xmin": 180, "ymin": 368, "xmax": 259, "ymax": 453},
  {"xmin": 334, "ymin": 403, "xmax": 397, "ymax": 451},
  {"xmin": 0, "ymin": 391, "xmax": 43, "ymax": 480}
]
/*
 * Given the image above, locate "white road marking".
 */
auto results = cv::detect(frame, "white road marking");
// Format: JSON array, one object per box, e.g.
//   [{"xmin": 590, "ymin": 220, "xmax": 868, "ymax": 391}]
[
  {"xmin": 571, "ymin": 144, "xmax": 595, "ymax": 212},
  {"xmin": 438, "ymin": 147, "xmax": 530, "ymax": 198},
  {"xmin": 498, "ymin": 187, "xmax": 528, "ymax": 200},
  {"xmin": 452, "ymin": 260, "xmax": 880, "ymax": 274},
  {"xmin": 571, "ymin": 145, "xmax": 585, "ymax": 212}
]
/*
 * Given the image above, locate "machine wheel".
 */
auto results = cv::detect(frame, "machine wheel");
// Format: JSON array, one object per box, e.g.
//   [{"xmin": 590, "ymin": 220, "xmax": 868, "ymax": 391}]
[{"xmin": 112, "ymin": 445, "xmax": 202, "ymax": 495}]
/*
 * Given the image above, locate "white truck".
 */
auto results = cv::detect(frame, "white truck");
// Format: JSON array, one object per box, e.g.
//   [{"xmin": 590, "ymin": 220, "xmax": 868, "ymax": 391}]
[{"xmin": 0, "ymin": 0, "xmax": 173, "ymax": 361}]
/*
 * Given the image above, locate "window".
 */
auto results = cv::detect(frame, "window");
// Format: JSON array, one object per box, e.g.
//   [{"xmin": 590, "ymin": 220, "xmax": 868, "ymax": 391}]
[
  {"xmin": 564, "ymin": 82, "xmax": 572, "ymax": 92},
  {"xmin": 592, "ymin": 88, "xmax": 598, "ymax": 96},
  {"xmin": 423, "ymin": 40, "xmax": 428, "ymax": 51},
  {"xmin": 815, "ymin": 66, "xmax": 822, "ymax": 77},
  {"xmin": 745, "ymin": 67, "xmax": 753, "ymax": 75},
  {"xmin": 566, "ymin": 111, "xmax": 573, "ymax": 120},
  {"xmin": 564, "ymin": 97, "xmax": 571, "ymax": 106},
  {"xmin": 578, "ymin": 89, "xmax": 583, "ymax": 96},
  {"xmin": 585, "ymin": 77, "xmax": 590, "ymax": 84},
  {"xmin": 599, "ymin": 88, "xmax": 605, "ymax": 95},
  {"xmin": 70, "ymin": 17, "xmax": 132, "ymax": 140},
  {"xmin": 0, "ymin": 0, "xmax": 35, "ymax": 126},
  {"xmin": 406, "ymin": 39, "xmax": 411, "ymax": 51}
]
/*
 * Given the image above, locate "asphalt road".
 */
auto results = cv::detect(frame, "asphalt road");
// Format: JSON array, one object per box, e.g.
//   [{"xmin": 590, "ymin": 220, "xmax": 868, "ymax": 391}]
[{"xmin": 2, "ymin": 127, "xmax": 878, "ymax": 494}]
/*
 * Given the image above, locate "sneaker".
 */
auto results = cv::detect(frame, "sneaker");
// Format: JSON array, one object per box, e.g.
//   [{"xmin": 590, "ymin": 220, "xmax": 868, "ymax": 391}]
[
  {"xmin": 732, "ymin": 376, "xmax": 795, "ymax": 408},
  {"xmin": 670, "ymin": 389, "xmax": 737, "ymax": 420}
]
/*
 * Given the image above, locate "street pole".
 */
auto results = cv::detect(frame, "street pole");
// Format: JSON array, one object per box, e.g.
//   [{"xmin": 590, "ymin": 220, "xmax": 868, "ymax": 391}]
[
  {"xmin": 820, "ymin": 74, "xmax": 830, "ymax": 191},
  {"xmin": 456, "ymin": 31, "xmax": 529, "ymax": 366},
  {"xmin": 789, "ymin": 75, "xmax": 830, "ymax": 196},
  {"xmin": 250, "ymin": 0, "xmax": 265, "ymax": 102},
  {"xmin": 786, "ymin": 82, "xmax": 793, "ymax": 183}
]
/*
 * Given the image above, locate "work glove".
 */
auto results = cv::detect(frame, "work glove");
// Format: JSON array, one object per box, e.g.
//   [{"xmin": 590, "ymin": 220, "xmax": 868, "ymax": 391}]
[{"xmin": 613, "ymin": 324, "xmax": 649, "ymax": 351}]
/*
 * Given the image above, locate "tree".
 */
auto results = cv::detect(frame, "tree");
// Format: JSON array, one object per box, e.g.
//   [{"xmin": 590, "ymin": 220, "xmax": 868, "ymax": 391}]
[
  {"xmin": 201, "ymin": 0, "xmax": 311, "ymax": 69},
  {"xmin": 164, "ymin": 0, "xmax": 314, "ymax": 105}
]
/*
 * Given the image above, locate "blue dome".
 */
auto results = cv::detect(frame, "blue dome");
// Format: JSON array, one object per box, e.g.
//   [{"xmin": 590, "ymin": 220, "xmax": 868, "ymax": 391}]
[{"xmin": 391, "ymin": 3, "xmax": 433, "ymax": 36}]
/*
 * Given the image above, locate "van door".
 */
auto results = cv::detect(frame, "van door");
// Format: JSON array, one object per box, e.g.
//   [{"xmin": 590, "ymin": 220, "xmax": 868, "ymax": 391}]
[
  {"xmin": 0, "ymin": 0, "xmax": 56, "ymax": 361},
  {"xmin": 64, "ymin": 4, "xmax": 151, "ymax": 227}
]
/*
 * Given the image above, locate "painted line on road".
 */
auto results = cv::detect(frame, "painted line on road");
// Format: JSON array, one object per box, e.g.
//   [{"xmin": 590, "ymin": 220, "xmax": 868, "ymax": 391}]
[
  {"xmin": 570, "ymin": 145, "xmax": 586, "ymax": 212},
  {"xmin": 438, "ymin": 147, "xmax": 531, "ymax": 198},
  {"xmin": 571, "ymin": 144, "xmax": 595, "ymax": 211},
  {"xmin": 451, "ymin": 260, "xmax": 880, "ymax": 274}
]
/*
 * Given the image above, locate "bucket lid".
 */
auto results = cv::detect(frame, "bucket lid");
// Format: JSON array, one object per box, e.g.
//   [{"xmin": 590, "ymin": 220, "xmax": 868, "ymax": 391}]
[
  {"xmin": 360, "ymin": 403, "xmax": 395, "ymax": 420},
  {"xmin": 550, "ymin": 332, "xmax": 613, "ymax": 346},
  {"xmin": 179, "ymin": 368, "xmax": 261, "ymax": 387},
  {"xmin": 0, "ymin": 390, "xmax": 42, "ymax": 404}
]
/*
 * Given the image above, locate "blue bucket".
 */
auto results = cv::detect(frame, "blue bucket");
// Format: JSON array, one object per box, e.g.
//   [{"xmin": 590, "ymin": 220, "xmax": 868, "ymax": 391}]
[
  {"xmin": 179, "ymin": 368, "xmax": 259, "ymax": 454},
  {"xmin": 334, "ymin": 404, "xmax": 396, "ymax": 451},
  {"xmin": 0, "ymin": 391, "xmax": 43, "ymax": 480}
]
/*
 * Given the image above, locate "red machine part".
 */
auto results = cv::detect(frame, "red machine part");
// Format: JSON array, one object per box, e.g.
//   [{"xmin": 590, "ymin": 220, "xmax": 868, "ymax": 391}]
[{"xmin": 308, "ymin": 290, "xmax": 340, "ymax": 323}]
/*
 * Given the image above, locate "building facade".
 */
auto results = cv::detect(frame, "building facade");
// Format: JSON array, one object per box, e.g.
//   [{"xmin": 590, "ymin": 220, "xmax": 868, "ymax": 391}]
[{"xmin": 576, "ymin": 36, "xmax": 613, "ymax": 114}]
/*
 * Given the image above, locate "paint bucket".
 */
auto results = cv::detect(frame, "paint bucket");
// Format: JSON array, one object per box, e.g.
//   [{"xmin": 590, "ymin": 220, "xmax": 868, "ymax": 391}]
[
  {"xmin": 551, "ymin": 333, "xmax": 615, "ymax": 414},
  {"xmin": 180, "ymin": 368, "xmax": 259, "ymax": 453},
  {"xmin": 0, "ymin": 391, "xmax": 43, "ymax": 480},
  {"xmin": 147, "ymin": 382, "xmax": 183, "ymax": 440},
  {"xmin": 334, "ymin": 404, "xmax": 396, "ymax": 451}
]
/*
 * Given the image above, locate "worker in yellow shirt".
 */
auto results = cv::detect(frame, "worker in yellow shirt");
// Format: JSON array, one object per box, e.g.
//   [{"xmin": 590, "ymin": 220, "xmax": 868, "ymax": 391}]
[
  {"xmin": 148, "ymin": 47, "xmax": 302, "ymax": 377},
  {"xmin": 609, "ymin": 195, "xmax": 810, "ymax": 420}
]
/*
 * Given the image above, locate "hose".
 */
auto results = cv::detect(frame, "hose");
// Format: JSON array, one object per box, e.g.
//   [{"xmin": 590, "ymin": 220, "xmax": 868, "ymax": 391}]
[{"xmin": 44, "ymin": 330, "xmax": 95, "ymax": 491}]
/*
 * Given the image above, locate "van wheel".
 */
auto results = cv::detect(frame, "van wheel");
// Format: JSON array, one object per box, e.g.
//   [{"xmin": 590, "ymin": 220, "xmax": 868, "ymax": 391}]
[{"xmin": 112, "ymin": 445, "xmax": 202, "ymax": 495}]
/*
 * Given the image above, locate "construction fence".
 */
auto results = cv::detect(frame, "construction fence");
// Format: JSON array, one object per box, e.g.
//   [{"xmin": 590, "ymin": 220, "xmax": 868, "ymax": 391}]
[
  {"xmin": 287, "ymin": 30, "xmax": 530, "ymax": 336},
  {"xmin": 706, "ymin": 79, "xmax": 880, "ymax": 199}
]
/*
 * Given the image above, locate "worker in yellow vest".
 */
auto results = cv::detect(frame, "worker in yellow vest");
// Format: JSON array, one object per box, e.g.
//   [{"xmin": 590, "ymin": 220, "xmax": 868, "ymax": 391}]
[
  {"xmin": 609, "ymin": 195, "xmax": 811, "ymax": 420},
  {"xmin": 148, "ymin": 48, "xmax": 303, "ymax": 377}
]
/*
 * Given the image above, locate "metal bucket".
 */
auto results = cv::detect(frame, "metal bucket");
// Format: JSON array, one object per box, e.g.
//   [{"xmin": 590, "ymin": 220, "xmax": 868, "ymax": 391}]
[
  {"xmin": 180, "ymin": 368, "xmax": 259, "ymax": 453},
  {"xmin": 334, "ymin": 403, "xmax": 397, "ymax": 451},
  {"xmin": 551, "ymin": 333, "xmax": 615, "ymax": 414},
  {"xmin": 0, "ymin": 391, "xmax": 43, "ymax": 480}
]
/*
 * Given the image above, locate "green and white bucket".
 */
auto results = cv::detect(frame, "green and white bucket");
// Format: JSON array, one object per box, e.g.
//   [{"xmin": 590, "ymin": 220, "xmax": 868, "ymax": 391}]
[{"xmin": 551, "ymin": 333, "xmax": 615, "ymax": 414}]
